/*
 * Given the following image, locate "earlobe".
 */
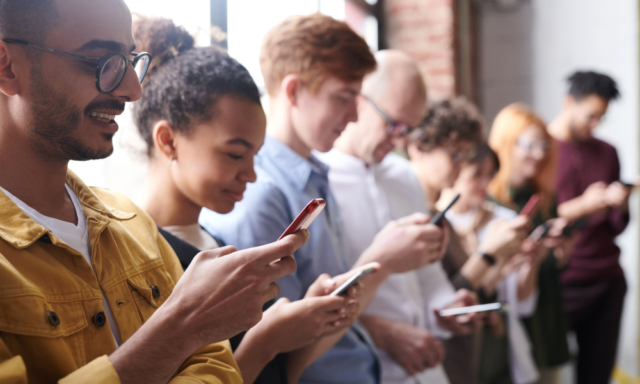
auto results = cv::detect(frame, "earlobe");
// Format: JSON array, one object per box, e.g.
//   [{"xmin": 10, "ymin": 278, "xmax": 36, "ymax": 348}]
[
  {"xmin": 152, "ymin": 120, "xmax": 178, "ymax": 163},
  {"xmin": 0, "ymin": 45, "xmax": 19, "ymax": 97}
]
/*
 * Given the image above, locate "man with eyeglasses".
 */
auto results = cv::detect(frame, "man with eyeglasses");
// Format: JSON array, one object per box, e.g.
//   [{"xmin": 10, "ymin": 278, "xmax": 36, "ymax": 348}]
[
  {"xmin": 317, "ymin": 50, "xmax": 482, "ymax": 384},
  {"xmin": 0, "ymin": 1, "xmax": 308, "ymax": 383},
  {"xmin": 548, "ymin": 71, "xmax": 631, "ymax": 384}
]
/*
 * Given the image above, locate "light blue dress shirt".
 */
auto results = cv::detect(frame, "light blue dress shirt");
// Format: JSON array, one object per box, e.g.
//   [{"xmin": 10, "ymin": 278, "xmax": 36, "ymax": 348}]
[{"xmin": 200, "ymin": 135, "xmax": 380, "ymax": 384}]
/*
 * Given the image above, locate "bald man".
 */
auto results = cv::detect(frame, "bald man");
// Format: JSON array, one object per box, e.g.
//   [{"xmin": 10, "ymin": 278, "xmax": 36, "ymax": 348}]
[{"xmin": 317, "ymin": 50, "xmax": 479, "ymax": 384}]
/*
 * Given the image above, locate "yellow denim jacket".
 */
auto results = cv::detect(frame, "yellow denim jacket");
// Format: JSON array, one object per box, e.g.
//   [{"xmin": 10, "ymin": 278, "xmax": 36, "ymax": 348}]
[{"xmin": 0, "ymin": 171, "xmax": 242, "ymax": 384}]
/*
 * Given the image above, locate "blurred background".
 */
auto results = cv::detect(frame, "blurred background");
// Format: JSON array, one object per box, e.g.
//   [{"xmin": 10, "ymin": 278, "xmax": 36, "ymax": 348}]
[{"xmin": 69, "ymin": 1, "xmax": 640, "ymax": 381}]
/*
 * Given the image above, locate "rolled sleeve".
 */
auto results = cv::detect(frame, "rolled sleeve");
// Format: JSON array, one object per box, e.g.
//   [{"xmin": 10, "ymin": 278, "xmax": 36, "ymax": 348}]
[
  {"xmin": 171, "ymin": 340, "xmax": 242, "ymax": 384},
  {"xmin": 59, "ymin": 356, "xmax": 120, "ymax": 384}
]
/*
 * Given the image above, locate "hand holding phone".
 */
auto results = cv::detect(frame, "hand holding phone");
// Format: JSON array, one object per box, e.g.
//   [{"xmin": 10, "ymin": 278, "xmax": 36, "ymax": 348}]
[
  {"xmin": 529, "ymin": 222, "xmax": 552, "ymax": 242},
  {"xmin": 430, "ymin": 194, "xmax": 461, "ymax": 227},
  {"xmin": 330, "ymin": 265, "xmax": 379, "ymax": 296},
  {"xmin": 279, "ymin": 199, "xmax": 326, "ymax": 241},
  {"xmin": 562, "ymin": 218, "xmax": 588, "ymax": 237}
]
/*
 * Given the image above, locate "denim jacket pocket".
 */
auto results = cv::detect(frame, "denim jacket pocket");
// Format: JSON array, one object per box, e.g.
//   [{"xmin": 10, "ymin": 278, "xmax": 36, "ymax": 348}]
[
  {"xmin": 126, "ymin": 265, "xmax": 174, "ymax": 323},
  {"xmin": 0, "ymin": 294, "xmax": 87, "ymax": 338}
]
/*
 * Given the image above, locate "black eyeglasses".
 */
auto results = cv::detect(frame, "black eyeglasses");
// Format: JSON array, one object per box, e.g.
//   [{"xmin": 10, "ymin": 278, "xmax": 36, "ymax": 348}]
[
  {"xmin": 364, "ymin": 95, "xmax": 415, "ymax": 137},
  {"xmin": 2, "ymin": 38, "xmax": 152, "ymax": 94}
]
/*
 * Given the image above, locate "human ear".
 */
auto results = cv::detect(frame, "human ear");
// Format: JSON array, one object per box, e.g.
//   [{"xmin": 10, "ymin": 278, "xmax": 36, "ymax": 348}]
[
  {"xmin": 407, "ymin": 142, "xmax": 421, "ymax": 161},
  {"xmin": 281, "ymin": 74, "xmax": 301, "ymax": 107},
  {"xmin": 0, "ymin": 43, "xmax": 20, "ymax": 97},
  {"xmin": 563, "ymin": 95, "xmax": 575, "ymax": 110},
  {"xmin": 152, "ymin": 120, "xmax": 178, "ymax": 163}
]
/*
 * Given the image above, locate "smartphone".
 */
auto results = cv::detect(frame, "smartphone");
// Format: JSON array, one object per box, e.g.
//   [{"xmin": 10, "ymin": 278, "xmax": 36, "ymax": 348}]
[
  {"xmin": 562, "ymin": 218, "xmax": 588, "ymax": 237},
  {"xmin": 430, "ymin": 193, "xmax": 461, "ymax": 227},
  {"xmin": 330, "ymin": 266, "xmax": 378, "ymax": 296},
  {"xmin": 519, "ymin": 194, "xmax": 541, "ymax": 218},
  {"xmin": 278, "ymin": 199, "xmax": 326, "ymax": 241},
  {"xmin": 438, "ymin": 302, "xmax": 509, "ymax": 317},
  {"xmin": 619, "ymin": 180, "xmax": 638, "ymax": 188},
  {"xmin": 530, "ymin": 222, "xmax": 551, "ymax": 242}
]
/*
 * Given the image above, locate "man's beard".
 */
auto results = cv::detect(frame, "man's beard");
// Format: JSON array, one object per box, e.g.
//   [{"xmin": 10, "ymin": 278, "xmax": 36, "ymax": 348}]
[{"xmin": 27, "ymin": 65, "xmax": 116, "ymax": 162}]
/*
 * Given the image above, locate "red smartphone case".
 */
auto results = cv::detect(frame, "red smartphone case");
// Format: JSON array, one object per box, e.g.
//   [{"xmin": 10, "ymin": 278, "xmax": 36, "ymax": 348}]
[
  {"xmin": 519, "ymin": 193, "xmax": 541, "ymax": 218},
  {"xmin": 278, "ymin": 198, "xmax": 326, "ymax": 240}
]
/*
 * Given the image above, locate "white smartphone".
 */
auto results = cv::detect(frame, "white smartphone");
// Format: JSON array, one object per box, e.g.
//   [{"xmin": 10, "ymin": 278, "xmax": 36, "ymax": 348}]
[
  {"xmin": 438, "ymin": 302, "xmax": 508, "ymax": 317},
  {"xmin": 330, "ymin": 266, "xmax": 378, "ymax": 296}
]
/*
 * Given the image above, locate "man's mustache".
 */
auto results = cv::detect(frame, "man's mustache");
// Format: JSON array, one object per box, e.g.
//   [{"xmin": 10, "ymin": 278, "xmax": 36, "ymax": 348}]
[{"xmin": 84, "ymin": 100, "xmax": 125, "ymax": 114}]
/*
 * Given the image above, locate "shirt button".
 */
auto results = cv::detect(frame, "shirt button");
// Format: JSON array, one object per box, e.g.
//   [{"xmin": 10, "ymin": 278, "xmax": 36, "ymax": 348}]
[
  {"xmin": 151, "ymin": 285, "xmax": 161, "ymax": 299},
  {"xmin": 92, "ymin": 311, "xmax": 107, "ymax": 328},
  {"xmin": 48, "ymin": 311, "xmax": 60, "ymax": 327}
]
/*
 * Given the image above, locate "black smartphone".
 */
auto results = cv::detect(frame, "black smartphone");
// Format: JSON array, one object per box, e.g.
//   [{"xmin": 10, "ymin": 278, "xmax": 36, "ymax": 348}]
[
  {"xmin": 619, "ymin": 180, "xmax": 638, "ymax": 188},
  {"xmin": 530, "ymin": 222, "xmax": 551, "ymax": 242},
  {"xmin": 429, "ymin": 194, "xmax": 461, "ymax": 227},
  {"xmin": 562, "ymin": 218, "xmax": 588, "ymax": 237},
  {"xmin": 330, "ymin": 266, "xmax": 378, "ymax": 296}
]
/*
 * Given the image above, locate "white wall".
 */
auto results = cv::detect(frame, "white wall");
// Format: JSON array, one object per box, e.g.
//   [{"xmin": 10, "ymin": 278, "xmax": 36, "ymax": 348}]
[
  {"xmin": 480, "ymin": 0, "xmax": 640, "ymax": 378},
  {"xmin": 69, "ymin": 0, "xmax": 212, "ymax": 204}
]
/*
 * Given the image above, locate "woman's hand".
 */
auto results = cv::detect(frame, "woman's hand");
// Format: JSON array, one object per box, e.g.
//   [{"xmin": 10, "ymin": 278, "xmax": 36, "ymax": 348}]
[
  {"xmin": 434, "ymin": 289, "xmax": 483, "ymax": 335},
  {"xmin": 479, "ymin": 216, "xmax": 530, "ymax": 263}
]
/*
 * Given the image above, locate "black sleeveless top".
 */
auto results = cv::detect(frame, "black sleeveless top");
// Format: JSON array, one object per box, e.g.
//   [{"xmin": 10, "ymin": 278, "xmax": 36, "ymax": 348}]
[{"xmin": 158, "ymin": 226, "xmax": 288, "ymax": 384}]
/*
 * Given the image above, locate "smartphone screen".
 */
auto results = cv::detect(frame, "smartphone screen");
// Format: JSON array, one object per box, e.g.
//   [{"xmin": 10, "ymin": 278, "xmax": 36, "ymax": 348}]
[
  {"xmin": 330, "ymin": 266, "xmax": 378, "ymax": 296},
  {"xmin": 278, "ymin": 199, "xmax": 326, "ymax": 241}
]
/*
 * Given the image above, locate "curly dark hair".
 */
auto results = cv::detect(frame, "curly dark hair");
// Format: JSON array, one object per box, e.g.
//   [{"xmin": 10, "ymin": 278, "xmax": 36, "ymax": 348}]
[
  {"xmin": 411, "ymin": 97, "xmax": 485, "ymax": 152},
  {"xmin": 568, "ymin": 71, "xmax": 620, "ymax": 102},
  {"xmin": 133, "ymin": 17, "xmax": 261, "ymax": 156}
]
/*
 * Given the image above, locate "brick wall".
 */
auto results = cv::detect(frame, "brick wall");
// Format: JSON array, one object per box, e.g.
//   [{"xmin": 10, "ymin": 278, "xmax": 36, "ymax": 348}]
[{"xmin": 384, "ymin": 0, "xmax": 457, "ymax": 101}]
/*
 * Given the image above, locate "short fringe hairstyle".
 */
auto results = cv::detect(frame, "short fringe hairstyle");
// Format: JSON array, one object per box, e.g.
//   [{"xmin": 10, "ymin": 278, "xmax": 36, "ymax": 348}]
[{"xmin": 259, "ymin": 13, "xmax": 377, "ymax": 97}]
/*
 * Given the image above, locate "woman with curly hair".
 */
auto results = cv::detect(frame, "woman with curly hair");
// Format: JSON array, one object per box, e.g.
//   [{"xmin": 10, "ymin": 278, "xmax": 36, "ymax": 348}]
[
  {"xmin": 407, "ymin": 97, "xmax": 531, "ymax": 384},
  {"xmin": 132, "ymin": 17, "xmax": 361, "ymax": 384}
]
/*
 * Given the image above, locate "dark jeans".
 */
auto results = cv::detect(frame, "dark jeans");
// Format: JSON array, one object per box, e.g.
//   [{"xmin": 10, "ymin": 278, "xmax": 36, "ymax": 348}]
[{"xmin": 562, "ymin": 275, "xmax": 627, "ymax": 384}]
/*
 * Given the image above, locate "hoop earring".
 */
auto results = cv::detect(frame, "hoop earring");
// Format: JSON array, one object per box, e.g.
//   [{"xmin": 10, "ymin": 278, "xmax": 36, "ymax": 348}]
[{"xmin": 168, "ymin": 155, "xmax": 174, "ymax": 166}]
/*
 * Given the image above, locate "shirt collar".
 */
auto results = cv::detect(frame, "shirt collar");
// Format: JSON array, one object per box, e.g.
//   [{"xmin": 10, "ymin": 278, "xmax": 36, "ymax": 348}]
[
  {"xmin": 260, "ymin": 135, "xmax": 330, "ymax": 191},
  {"xmin": 0, "ymin": 169, "xmax": 135, "ymax": 249}
]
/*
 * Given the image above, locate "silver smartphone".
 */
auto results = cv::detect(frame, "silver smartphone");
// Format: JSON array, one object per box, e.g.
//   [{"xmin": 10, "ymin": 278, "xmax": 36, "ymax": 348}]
[{"xmin": 438, "ymin": 302, "xmax": 509, "ymax": 317}]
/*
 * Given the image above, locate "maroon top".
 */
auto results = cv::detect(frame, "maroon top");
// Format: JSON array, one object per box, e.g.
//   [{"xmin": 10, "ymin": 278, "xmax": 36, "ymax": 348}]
[{"xmin": 556, "ymin": 137, "xmax": 629, "ymax": 284}]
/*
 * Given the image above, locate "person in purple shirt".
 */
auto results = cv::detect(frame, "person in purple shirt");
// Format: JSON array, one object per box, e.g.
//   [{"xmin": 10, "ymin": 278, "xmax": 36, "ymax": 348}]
[{"xmin": 548, "ymin": 71, "xmax": 632, "ymax": 384}]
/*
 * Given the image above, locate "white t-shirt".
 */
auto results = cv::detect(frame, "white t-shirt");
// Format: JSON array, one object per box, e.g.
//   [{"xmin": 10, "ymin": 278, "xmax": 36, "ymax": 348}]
[
  {"xmin": 446, "ymin": 205, "xmax": 539, "ymax": 384},
  {"xmin": 163, "ymin": 223, "xmax": 219, "ymax": 251},
  {"xmin": 317, "ymin": 149, "xmax": 454, "ymax": 384},
  {"xmin": 0, "ymin": 184, "xmax": 121, "ymax": 346}
]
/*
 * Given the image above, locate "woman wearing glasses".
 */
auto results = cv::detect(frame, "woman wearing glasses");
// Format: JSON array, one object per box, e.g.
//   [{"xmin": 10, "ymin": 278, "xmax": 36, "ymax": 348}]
[
  {"xmin": 132, "ymin": 18, "xmax": 361, "ymax": 384},
  {"xmin": 407, "ymin": 97, "xmax": 530, "ymax": 384},
  {"xmin": 487, "ymin": 103, "xmax": 572, "ymax": 384}
]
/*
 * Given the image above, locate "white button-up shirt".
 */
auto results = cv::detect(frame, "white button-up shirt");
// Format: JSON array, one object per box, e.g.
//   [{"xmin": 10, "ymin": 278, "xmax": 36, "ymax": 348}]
[{"xmin": 317, "ymin": 149, "xmax": 456, "ymax": 384}]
